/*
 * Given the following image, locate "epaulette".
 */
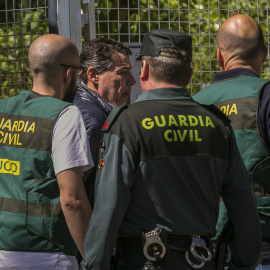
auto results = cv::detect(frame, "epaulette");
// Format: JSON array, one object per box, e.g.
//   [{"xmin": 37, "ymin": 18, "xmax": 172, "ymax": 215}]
[
  {"xmin": 101, "ymin": 104, "xmax": 128, "ymax": 132},
  {"xmin": 201, "ymin": 104, "xmax": 231, "ymax": 124}
]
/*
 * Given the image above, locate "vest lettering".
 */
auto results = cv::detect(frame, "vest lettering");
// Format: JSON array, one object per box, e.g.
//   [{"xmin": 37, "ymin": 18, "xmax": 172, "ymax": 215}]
[
  {"xmin": 142, "ymin": 114, "xmax": 214, "ymax": 143},
  {"xmin": 27, "ymin": 122, "xmax": 35, "ymax": 133},
  {"xmin": 0, "ymin": 158, "xmax": 20, "ymax": 175},
  {"xmin": 23, "ymin": 121, "xmax": 29, "ymax": 132},
  {"xmin": 4, "ymin": 161, "xmax": 11, "ymax": 171},
  {"xmin": 164, "ymin": 130, "xmax": 172, "ymax": 142},
  {"xmin": 178, "ymin": 115, "xmax": 188, "ymax": 126},
  {"xmin": 220, "ymin": 106, "xmax": 226, "ymax": 115},
  {"xmin": 164, "ymin": 129, "xmax": 201, "ymax": 143},
  {"xmin": 17, "ymin": 121, "xmax": 24, "ymax": 132},
  {"xmin": 229, "ymin": 103, "xmax": 237, "ymax": 115},
  {"xmin": 168, "ymin": 115, "xmax": 178, "ymax": 127},
  {"xmin": 194, "ymin": 130, "xmax": 202, "ymax": 142},
  {"xmin": 8, "ymin": 133, "xmax": 16, "ymax": 145},
  {"xmin": 219, "ymin": 103, "xmax": 237, "ymax": 116},
  {"xmin": 16, "ymin": 134, "xmax": 22, "ymax": 145},
  {"xmin": 12, "ymin": 121, "xmax": 19, "ymax": 132},
  {"xmin": 2, "ymin": 119, "xmax": 11, "ymax": 131},
  {"xmin": 142, "ymin": 115, "xmax": 215, "ymax": 130},
  {"xmin": 198, "ymin": 115, "xmax": 204, "ymax": 126},
  {"xmin": 3, "ymin": 133, "xmax": 8, "ymax": 143},
  {"xmin": 205, "ymin": 117, "xmax": 214, "ymax": 127},
  {"xmin": 154, "ymin": 115, "xmax": 166, "ymax": 127},
  {"xmin": 173, "ymin": 130, "xmax": 177, "ymax": 141},
  {"xmin": 0, "ymin": 118, "xmax": 5, "ymax": 129},
  {"xmin": 188, "ymin": 115, "xmax": 198, "ymax": 126},
  {"xmin": 177, "ymin": 130, "xmax": 187, "ymax": 142},
  {"xmin": 142, "ymin": 118, "xmax": 154, "ymax": 129}
]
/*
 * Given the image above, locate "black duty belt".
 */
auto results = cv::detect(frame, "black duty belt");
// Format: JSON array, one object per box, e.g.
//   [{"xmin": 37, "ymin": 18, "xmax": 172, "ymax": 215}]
[
  {"xmin": 118, "ymin": 233, "xmax": 216, "ymax": 269},
  {"xmin": 118, "ymin": 232, "xmax": 228, "ymax": 270},
  {"xmin": 119, "ymin": 234, "xmax": 215, "ymax": 254}
]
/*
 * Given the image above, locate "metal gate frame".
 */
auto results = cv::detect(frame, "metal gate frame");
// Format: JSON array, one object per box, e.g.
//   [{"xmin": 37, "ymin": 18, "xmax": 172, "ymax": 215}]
[
  {"xmin": 84, "ymin": 0, "xmax": 270, "ymax": 98},
  {"xmin": 48, "ymin": 0, "xmax": 82, "ymax": 52},
  {"xmin": 1, "ymin": 1, "xmax": 269, "ymax": 99}
]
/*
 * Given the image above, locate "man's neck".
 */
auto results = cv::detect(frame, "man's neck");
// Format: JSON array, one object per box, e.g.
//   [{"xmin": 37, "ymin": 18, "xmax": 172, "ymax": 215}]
[
  {"xmin": 223, "ymin": 62, "xmax": 261, "ymax": 77},
  {"xmin": 85, "ymin": 81, "xmax": 99, "ymax": 95},
  {"xmin": 142, "ymin": 81, "xmax": 184, "ymax": 93}
]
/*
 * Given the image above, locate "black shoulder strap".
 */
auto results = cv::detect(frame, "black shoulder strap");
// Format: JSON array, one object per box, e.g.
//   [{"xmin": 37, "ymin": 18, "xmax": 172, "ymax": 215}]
[{"xmin": 201, "ymin": 104, "xmax": 231, "ymax": 124}]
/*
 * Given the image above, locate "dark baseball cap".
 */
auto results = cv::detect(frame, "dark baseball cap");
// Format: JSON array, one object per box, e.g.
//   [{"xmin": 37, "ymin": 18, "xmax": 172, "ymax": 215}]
[{"xmin": 137, "ymin": 29, "xmax": 192, "ymax": 62}]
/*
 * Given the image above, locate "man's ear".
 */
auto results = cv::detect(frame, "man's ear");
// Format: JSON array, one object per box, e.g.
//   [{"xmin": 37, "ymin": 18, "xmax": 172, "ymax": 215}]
[
  {"xmin": 262, "ymin": 45, "xmax": 268, "ymax": 64},
  {"xmin": 186, "ymin": 67, "xmax": 193, "ymax": 86},
  {"xmin": 217, "ymin": 48, "xmax": 224, "ymax": 70},
  {"xmin": 63, "ymin": 66, "xmax": 71, "ymax": 83},
  {"xmin": 87, "ymin": 67, "xmax": 99, "ymax": 84},
  {"xmin": 140, "ymin": 60, "xmax": 149, "ymax": 81}
]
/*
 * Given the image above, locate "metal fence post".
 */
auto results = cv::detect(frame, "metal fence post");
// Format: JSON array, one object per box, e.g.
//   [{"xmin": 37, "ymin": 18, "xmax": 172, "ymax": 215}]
[
  {"xmin": 48, "ymin": 0, "xmax": 82, "ymax": 53},
  {"xmin": 82, "ymin": 0, "xmax": 96, "ymax": 42}
]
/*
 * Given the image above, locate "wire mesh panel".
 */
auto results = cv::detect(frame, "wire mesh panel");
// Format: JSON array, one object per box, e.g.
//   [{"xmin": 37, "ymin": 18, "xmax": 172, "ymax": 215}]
[
  {"xmin": 91, "ymin": 0, "xmax": 270, "ymax": 95},
  {"xmin": 0, "ymin": 0, "xmax": 49, "ymax": 98}
]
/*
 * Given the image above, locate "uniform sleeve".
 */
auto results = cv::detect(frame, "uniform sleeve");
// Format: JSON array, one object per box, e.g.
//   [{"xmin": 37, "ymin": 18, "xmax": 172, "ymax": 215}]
[
  {"xmin": 81, "ymin": 132, "xmax": 135, "ymax": 270},
  {"xmin": 221, "ymin": 127, "xmax": 262, "ymax": 270},
  {"xmin": 51, "ymin": 105, "xmax": 94, "ymax": 175}
]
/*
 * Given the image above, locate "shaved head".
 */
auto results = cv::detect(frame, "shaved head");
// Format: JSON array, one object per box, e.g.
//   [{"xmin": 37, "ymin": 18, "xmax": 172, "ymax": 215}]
[
  {"xmin": 216, "ymin": 14, "xmax": 265, "ymax": 61},
  {"xmin": 28, "ymin": 34, "xmax": 79, "ymax": 80}
]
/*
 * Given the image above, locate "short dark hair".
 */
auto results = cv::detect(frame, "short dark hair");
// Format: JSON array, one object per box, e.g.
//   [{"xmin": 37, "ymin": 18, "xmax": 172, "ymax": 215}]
[
  {"xmin": 143, "ymin": 48, "xmax": 191, "ymax": 85},
  {"xmin": 216, "ymin": 24, "xmax": 265, "ymax": 60},
  {"xmin": 79, "ymin": 38, "xmax": 132, "ymax": 84}
]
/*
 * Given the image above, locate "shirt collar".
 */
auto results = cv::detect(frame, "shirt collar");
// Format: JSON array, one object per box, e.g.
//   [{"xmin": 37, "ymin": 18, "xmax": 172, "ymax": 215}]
[
  {"xmin": 77, "ymin": 83, "xmax": 113, "ymax": 112},
  {"xmin": 212, "ymin": 68, "xmax": 259, "ymax": 83},
  {"xmin": 135, "ymin": 87, "xmax": 192, "ymax": 102}
]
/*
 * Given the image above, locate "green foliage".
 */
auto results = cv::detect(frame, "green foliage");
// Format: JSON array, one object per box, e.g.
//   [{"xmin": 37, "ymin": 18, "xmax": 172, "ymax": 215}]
[
  {"xmin": 94, "ymin": 0, "xmax": 270, "ymax": 95},
  {"xmin": 1, "ymin": 0, "xmax": 269, "ymax": 97},
  {"xmin": 0, "ymin": 0, "xmax": 48, "ymax": 98}
]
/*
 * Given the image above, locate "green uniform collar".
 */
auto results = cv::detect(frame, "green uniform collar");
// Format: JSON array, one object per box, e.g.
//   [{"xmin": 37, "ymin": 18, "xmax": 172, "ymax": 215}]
[{"xmin": 135, "ymin": 87, "xmax": 192, "ymax": 102}]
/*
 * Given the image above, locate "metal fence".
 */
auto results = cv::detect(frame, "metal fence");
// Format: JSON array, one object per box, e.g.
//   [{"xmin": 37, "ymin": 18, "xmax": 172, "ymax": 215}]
[
  {"xmin": 1, "ymin": 0, "xmax": 270, "ymax": 99},
  {"xmin": 0, "ymin": 0, "xmax": 49, "ymax": 98},
  {"xmin": 90, "ymin": 0, "xmax": 270, "ymax": 97}
]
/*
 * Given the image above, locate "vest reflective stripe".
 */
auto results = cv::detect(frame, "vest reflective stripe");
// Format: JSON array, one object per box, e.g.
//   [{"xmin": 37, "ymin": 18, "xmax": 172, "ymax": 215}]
[{"xmin": 0, "ymin": 197, "xmax": 62, "ymax": 217}]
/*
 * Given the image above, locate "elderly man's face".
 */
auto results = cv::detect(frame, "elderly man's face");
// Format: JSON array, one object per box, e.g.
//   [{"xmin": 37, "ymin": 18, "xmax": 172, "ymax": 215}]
[{"xmin": 98, "ymin": 52, "xmax": 136, "ymax": 106}]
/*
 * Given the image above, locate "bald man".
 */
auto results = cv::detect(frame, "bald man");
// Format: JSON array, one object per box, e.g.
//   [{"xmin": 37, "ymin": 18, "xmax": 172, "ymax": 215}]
[
  {"xmin": 194, "ymin": 14, "xmax": 269, "ymax": 268},
  {"xmin": 0, "ymin": 34, "xmax": 93, "ymax": 270}
]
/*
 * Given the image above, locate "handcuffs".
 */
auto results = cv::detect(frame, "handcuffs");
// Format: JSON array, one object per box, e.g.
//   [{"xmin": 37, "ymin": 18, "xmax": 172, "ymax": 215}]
[
  {"xmin": 142, "ymin": 230, "xmax": 212, "ymax": 269},
  {"xmin": 142, "ymin": 229, "xmax": 168, "ymax": 261},
  {"xmin": 185, "ymin": 236, "xmax": 212, "ymax": 269}
]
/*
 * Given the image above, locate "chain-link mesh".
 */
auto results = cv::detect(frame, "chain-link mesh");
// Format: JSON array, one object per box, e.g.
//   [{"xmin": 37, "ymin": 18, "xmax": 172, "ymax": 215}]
[
  {"xmin": 93, "ymin": 0, "xmax": 270, "ymax": 95},
  {"xmin": 0, "ymin": 0, "xmax": 49, "ymax": 98},
  {"xmin": 1, "ymin": 1, "xmax": 269, "ymax": 97}
]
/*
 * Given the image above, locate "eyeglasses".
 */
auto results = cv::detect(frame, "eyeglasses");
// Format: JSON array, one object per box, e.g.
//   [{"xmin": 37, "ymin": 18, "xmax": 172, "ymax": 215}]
[{"xmin": 60, "ymin": 63, "xmax": 83, "ymax": 70}]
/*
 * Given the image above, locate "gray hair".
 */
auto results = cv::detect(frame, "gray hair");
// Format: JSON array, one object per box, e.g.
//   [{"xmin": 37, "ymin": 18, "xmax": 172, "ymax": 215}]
[{"xmin": 79, "ymin": 38, "xmax": 132, "ymax": 84}]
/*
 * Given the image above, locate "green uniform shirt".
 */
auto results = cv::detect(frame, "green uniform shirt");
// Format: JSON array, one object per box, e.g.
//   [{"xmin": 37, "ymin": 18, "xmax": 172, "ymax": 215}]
[{"xmin": 82, "ymin": 87, "xmax": 261, "ymax": 270}]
